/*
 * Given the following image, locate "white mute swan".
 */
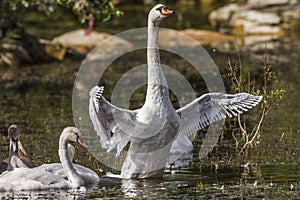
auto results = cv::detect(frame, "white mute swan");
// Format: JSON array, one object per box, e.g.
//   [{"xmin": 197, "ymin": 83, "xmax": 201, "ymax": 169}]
[
  {"xmin": 89, "ymin": 4, "xmax": 262, "ymax": 179},
  {"xmin": 0, "ymin": 127, "xmax": 99, "ymax": 191},
  {"xmin": 0, "ymin": 125, "xmax": 35, "ymax": 174}
]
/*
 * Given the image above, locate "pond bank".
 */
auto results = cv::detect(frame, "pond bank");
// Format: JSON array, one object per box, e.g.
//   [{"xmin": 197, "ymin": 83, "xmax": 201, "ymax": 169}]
[
  {"xmin": 209, "ymin": 0, "xmax": 300, "ymax": 53},
  {"xmin": 0, "ymin": 28, "xmax": 54, "ymax": 67},
  {"xmin": 1, "ymin": 0, "xmax": 300, "ymax": 67}
]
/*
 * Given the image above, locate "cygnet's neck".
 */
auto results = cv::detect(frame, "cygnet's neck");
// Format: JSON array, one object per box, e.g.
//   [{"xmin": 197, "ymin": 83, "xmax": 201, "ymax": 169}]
[
  {"xmin": 59, "ymin": 135, "xmax": 83, "ymax": 188},
  {"xmin": 7, "ymin": 140, "xmax": 17, "ymax": 171}
]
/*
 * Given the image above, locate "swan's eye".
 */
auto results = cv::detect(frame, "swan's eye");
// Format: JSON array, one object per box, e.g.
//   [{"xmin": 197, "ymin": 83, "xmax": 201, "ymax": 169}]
[
  {"xmin": 156, "ymin": 6, "xmax": 174, "ymax": 15},
  {"xmin": 156, "ymin": 6, "xmax": 166, "ymax": 13}
]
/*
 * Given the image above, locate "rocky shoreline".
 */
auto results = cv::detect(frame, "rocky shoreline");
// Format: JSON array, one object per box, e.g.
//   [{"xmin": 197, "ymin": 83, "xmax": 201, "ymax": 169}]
[
  {"xmin": 209, "ymin": 0, "xmax": 300, "ymax": 52},
  {"xmin": 0, "ymin": 0, "xmax": 299, "ymax": 67}
]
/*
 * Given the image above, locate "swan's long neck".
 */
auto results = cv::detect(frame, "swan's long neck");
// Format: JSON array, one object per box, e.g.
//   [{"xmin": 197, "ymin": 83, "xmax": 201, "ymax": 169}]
[
  {"xmin": 7, "ymin": 140, "xmax": 17, "ymax": 171},
  {"xmin": 59, "ymin": 135, "xmax": 83, "ymax": 188},
  {"xmin": 146, "ymin": 19, "xmax": 169, "ymax": 103}
]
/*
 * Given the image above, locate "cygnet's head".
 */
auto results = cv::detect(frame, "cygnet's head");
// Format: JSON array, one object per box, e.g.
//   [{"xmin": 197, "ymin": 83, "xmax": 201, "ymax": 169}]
[
  {"xmin": 148, "ymin": 4, "xmax": 174, "ymax": 23},
  {"xmin": 61, "ymin": 127, "xmax": 87, "ymax": 149},
  {"xmin": 8, "ymin": 124, "xmax": 20, "ymax": 139},
  {"xmin": 8, "ymin": 124, "xmax": 20, "ymax": 154}
]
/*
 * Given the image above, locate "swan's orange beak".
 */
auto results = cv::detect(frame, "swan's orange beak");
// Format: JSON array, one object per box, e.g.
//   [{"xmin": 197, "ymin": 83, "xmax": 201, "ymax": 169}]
[
  {"xmin": 161, "ymin": 7, "xmax": 175, "ymax": 15},
  {"xmin": 77, "ymin": 138, "xmax": 88, "ymax": 149}
]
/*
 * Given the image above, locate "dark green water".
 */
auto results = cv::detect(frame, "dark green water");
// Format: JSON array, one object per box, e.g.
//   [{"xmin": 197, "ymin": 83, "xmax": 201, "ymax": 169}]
[{"xmin": 0, "ymin": 2, "xmax": 300, "ymax": 199}]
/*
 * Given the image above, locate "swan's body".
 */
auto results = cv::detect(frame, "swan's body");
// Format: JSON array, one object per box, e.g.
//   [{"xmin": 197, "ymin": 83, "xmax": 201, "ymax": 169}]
[
  {"xmin": 0, "ymin": 125, "xmax": 35, "ymax": 175},
  {"xmin": 89, "ymin": 4, "xmax": 262, "ymax": 179},
  {"xmin": 40, "ymin": 163, "xmax": 99, "ymax": 186},
  {"xmin": 0, "ymin": 127, "xmax": 99, "ymax": 191},
  {"xmin": 41, "ymin": 144, "xmax": 99, "ymax": 185}
]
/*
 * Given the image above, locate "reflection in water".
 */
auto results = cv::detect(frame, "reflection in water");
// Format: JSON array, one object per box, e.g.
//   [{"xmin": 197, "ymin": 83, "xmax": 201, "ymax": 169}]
[
  {"xmin": 91, "ymin": 165, "xmax": 300, "ymax": 199},
  {"xmin": 122, "ymin": 179, "xmax": 141, "ymax": 198},
  {"xmin": 0, "ymin": 187, "xmax": 87, "ymax": 199}
]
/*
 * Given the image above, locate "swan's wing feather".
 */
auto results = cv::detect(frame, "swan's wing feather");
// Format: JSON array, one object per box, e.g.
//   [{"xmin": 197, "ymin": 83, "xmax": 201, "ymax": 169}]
[
  {"xmin": 0, "ymin": 161, "xmax": 8, "ymax": 175},
  {"xmin": 18, "ymin": 142, "xmax": 36, "ymax": 168},
  {"xmin": 41, "ymin": 163, "xmax": 99, "ymax": 185},
  {"xmin": 176, "ymin": 92, "xmax": 262, "ymax": 137},
  {"xmin": 0, "ymin": 167, "xmax": 70, "ymax": 190},
  {"xmin": 170, "ymin": 93, "xmax": 262, "ymax": 162},
  {"xmin": 89, "ymin": 86, "xmax": 137, "ymax": 154}
]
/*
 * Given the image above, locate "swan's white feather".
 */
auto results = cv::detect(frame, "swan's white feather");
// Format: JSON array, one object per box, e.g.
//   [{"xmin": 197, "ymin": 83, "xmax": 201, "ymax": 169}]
[
  {"xmin": 41, "ymin": 163, "xmax": 100, "ymax": 186},
  {"xmin": 0, "ymin": 167, "xmax": 72, "ymax": 191},
  {"xmin": 89, "ymin": 86, "xmax": 138, "ymax": 156}
]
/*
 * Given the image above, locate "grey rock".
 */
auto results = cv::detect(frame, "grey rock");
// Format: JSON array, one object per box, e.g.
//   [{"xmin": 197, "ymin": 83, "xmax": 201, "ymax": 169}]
[
  {"xmin": 231, "ymin": 10, "xmax": 281, "ymax": 26},
  {"xmin": 209, "ymin": 4, "xmax": 242, "ymax": 27},
  {"xmin": 248, "ymin": 0, "xmax": 289, "ymax": 8},
  {"xmin": 52, "ymin": 29, "xmax": 132, "ymax": 56}
]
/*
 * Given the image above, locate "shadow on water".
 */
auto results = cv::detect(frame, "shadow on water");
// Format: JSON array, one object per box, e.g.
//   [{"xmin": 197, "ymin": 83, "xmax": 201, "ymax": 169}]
[{"xmin": 0, "ymin": 2, "xmax": 300, "ymax": 199}]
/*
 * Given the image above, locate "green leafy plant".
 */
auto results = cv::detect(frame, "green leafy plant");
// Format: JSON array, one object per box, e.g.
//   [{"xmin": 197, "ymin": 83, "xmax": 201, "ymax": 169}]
[
  {"xmin": 0, "ymin": 0, "xmax": 123, "ymax": 43},
  {"xmin": 227, "ymin": 42, "xmax": 285, "ymax": 154},
  {"xmin": 0, "ymin": 0, "xmax": 123, "ymax": 25},
  {"xmin": 0, "ymin": 0, "xmax": 123, "ymax": 65}
]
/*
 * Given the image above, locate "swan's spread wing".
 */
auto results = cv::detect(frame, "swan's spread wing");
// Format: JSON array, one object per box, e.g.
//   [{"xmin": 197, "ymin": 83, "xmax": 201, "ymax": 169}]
[
  {"xmin": 176, "ymin": 92, "xmax": 263, "ymax": 136},
  {"xmin": 89, "ymin": 86, "xmax": 137, "ymax": 155},
  {"xmin": 169, "ymin": 93, "xmax": 262, "ymax": 163}
]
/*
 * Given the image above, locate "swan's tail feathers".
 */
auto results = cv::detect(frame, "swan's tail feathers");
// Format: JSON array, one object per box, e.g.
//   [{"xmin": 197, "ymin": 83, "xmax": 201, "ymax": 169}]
[{"xmin": 89, "ymin": 86, "xmax": 111, "ymax": 149}]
